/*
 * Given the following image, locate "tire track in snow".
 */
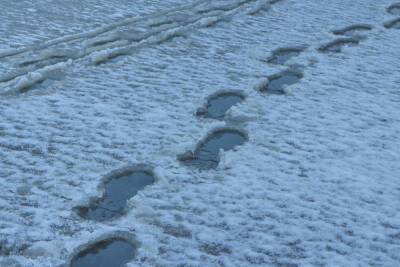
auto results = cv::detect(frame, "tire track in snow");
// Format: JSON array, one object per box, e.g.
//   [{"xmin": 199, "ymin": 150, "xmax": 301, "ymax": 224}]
[
  {"xmin": 0, "ymin": 0, "xmax": 282, "ymax": 95},
  {"xmin": 0, "ymin": 0, "xmax": 208, "ymax": 59}
]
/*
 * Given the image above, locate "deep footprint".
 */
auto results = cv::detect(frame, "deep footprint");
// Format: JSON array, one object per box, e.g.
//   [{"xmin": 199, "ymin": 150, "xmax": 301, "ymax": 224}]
[
  {"xmin": 384, "ymin": 17, "xmax": 400, "ymax": 29},
  {"xmin": 318, "ymin": 37, "xmax": 363, "ymax": 53},
  {"xmin": 196, "ymin": 92, "xmax": 245, "ymax": 119},
  {"xmin": 267, "ymin": 47, "xmax": 304, "ymax": 65},
  {"xmin": 70, "ymin": 238, "xmax": 136, "ymax": 267},
  {"xmin": 76, "ymin": 170, "xmax": 155, "ymax": 221},
  {"xmin": 179, "ymin": 129, "xmax": 247, "ymax": 170},
  {"xmin": 388, "ymin": 3, "xmax": 400, "ymax": 15},
  {"xmin": 260, "ymin": 69, "xmax": 303, "ymax": 94},
  {"xmin": 332, "ymin": 24, "xmax": 372, "ymax": 36}
]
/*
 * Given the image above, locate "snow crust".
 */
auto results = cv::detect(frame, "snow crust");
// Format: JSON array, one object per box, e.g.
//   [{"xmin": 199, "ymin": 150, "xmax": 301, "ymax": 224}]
[{"xmin": 1, "ymin": 0, "xmax": 400, "ymax": 266}]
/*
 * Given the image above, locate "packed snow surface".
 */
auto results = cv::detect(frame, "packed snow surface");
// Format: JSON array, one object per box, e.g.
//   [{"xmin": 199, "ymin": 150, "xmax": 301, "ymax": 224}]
[{"xmin": 1, "ymin": 0, "xmax": 400, "ymax": 266}]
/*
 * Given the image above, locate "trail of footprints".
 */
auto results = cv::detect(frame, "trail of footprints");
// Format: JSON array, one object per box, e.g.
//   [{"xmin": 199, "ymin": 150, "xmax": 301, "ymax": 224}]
[
  {"xmin": 67, "ymin": 2, "xmax": 273, "ymax": 265},
  {"xmin": 14, "ymin": 2, "xmax": 396, "ymax": 266}
]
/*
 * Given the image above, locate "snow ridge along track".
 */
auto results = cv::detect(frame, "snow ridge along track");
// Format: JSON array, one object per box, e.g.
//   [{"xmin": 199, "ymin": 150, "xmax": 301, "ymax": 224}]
[{"xmin": 0, "ymin": 0, "xmax": 282, "ymax": 95}]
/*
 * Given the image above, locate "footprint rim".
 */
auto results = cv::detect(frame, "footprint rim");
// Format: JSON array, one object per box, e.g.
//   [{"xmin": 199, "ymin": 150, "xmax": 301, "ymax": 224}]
[
  {"xmin": 318, "ymin": 36, "xmax": 363, "ymax": 53},
  {"xmin": 331, "ymin": 23, "xmax": 373, "ymax": 36}
]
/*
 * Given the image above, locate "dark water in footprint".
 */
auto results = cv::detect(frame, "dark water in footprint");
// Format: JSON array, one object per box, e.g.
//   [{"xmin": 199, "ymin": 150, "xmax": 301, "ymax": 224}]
[
  {"xmin": 71, "ymin": 239, "xmax": 136, "ymax": 267},
  {"xmin": 203, "ymin": 93, "xmax": 244, "ymax": 119},
  {"xmin": 78, "ymin": 171, "xmax": 155, "ymax": 221},
  {"xmin": 268, "ymin": 49, "xmax": 302, "ymax": 65},
  {"xmin": 264, "ymin": 71, "xmax": 302, "ymax": 94},
  {"xmin": 181, "ymin": 130, "xmax": 247, "ymax": 170}
]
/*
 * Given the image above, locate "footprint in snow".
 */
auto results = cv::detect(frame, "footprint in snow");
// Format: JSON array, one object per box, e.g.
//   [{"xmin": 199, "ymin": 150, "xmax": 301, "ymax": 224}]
[
  {"xmin": 266, "ymin": 46, "xmax": 306, "ymax": 65},
  {"xmin": 331, "ymin": 23, "xmax": 373, "ymax": 37},
  {"xmin": 74, "ymin": 166, "xmax": 155, "ymax": 222},
  {"xmin": 318, "ymin": 36, "xmax": 365, "ymax": 53},
  {"xmin": 318, "ymin": 23, "xmax": 373, "ymax": 53},
  {"xmin": 387, "ymin": 3, "xmax": 400, "ymax": 15},
  {"xmin": 178, "ymin": 128, "xmax": 248, "ymax": 170},
  {"xmin": 196, "ymin": 91, "xmax": 245, "ymax": 120},
  {"xmin": 384, "ymin": 17, "xmax": 400, "ymax": 29},
  {"xmin": 256, "ymin": 68, "xmax": 303, "ymax": 95}
]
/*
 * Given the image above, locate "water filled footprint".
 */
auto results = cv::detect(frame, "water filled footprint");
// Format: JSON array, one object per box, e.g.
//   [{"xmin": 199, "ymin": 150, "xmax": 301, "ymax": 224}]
[
  {"xmin": 318, "ymin": 37, "xmax": 362, "ymax": 53},
  {"xmin": 197, "ymin": 92, "xmax": 244, "ymax": 119},
  {"xmin": 267, "ymin": 47, "xmax": 304, "ymax": 65},
  {"xmin": 77, "ymin": 170, "xmax": 155, "ymax": 221},
  {"xmin": 179, "ymin": 129, "xmax": 247, "ymax": 170},
  {"xmin": 70, "ymin": 238, "xmax": 136, "ymax": 267},
  {"xmin": 261, "ymin": 70, "xmax": 302, "ymax": 94}
]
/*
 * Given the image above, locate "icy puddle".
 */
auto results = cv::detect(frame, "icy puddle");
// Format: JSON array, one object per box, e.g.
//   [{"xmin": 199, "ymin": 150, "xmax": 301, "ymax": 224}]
[
  {"xmin": 267, "ymin": 47, "xmax": 304, "ymax": 65},
  {"xmin": 71, "ymin": 238, "xmax": 136, "ymax": 267},
  {"xmin": 77, "ymin": 170, "xmax": 155, "ymax": 221},
  {"xmin": 179, "ymin": 129, "xmax": 247, "ymax": 170},
  {"xmin": 261, "ymin": 70, "xmax": 302, "ymax": 94},
  {"xmin": 197, "ymin": 92, "xmax": 244, "ymax": 119}
]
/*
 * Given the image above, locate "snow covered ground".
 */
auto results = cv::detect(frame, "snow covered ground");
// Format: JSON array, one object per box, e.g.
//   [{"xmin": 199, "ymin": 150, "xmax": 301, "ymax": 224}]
[{"xmin": 1, "ymin": 0, "xmax": 400, "ymax": 266}]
